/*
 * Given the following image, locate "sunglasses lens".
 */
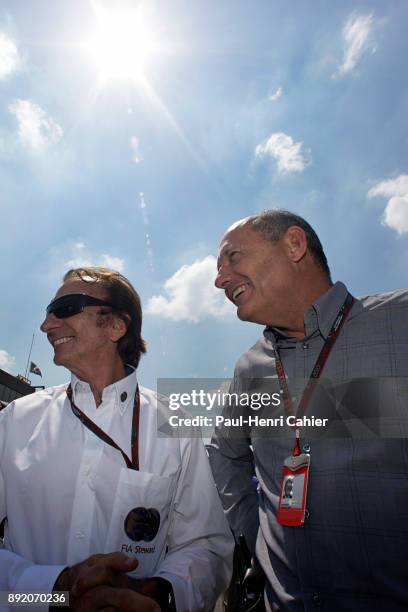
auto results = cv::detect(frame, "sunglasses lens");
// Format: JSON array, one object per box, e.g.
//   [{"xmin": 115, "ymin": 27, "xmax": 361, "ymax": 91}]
[
  {"xmin": 46, "ymin": 294, "xmax": 115, "ymax": 319},
  {"xmin": 53, "ymin": 303, "xmax": 82, "ymax": 319},
  {"xmin": 47, "ymin": 295, "xmax": 84, "ymax": 319}
]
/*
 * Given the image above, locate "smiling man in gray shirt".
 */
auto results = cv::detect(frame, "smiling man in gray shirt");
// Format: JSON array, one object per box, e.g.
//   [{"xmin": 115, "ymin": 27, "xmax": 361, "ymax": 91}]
[{"xmin": 210, "ymin": 209, "xmax": 408, "ymax": 612}]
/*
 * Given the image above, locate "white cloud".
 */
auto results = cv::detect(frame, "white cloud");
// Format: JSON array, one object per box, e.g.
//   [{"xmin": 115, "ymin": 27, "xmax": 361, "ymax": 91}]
[
  {"xmin": 100, "ymin": 254, "xmax": 125, "ymax": 272},
  {"xmin": 130, "ymin": 136, "xmax": 143, "ymax": 163},
  {"xmin": 65, "ymin": 256, "xmax": 94, "ymax": 269},
  {"xmin": 0, "ymin": 33, "xmax": 19, "ymax": 79},
  {"xmin": 269, "ymin": 86, "xmax": 283, "ymax": 102},
  {"xmin": 255, "ymin": 131, "xmax": 310, "ymax": 174},
  {"xmin": 65, "ymin": 242, "xmax": 125, "ymax": 271},
  {"xmin": 9, "ymin": 99, "xmax": 63, "ymax": 152},
  {"xmin": 337, "ymin": 13, "xmax": 374, "ymax": 76},
  {"xmin": 367, "ymin": 174, "xmax": 408, "ymax": 235},
  {"xmin": 146, "ymin": 256, "xmax": 234, "ymax": 323},
  {"xmin": 0, "ymin": 349, "xmax": 16, "ymax": 373}
]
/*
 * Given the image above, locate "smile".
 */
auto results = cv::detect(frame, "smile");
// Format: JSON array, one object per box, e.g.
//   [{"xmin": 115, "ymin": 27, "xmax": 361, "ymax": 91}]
[
  {"xmin": 53, "ymin": 337, "xmax": 74, "ymax": 347},
  {"xmin": 232, "ymin": 284, "xmax": 247, "ymax": 302}
]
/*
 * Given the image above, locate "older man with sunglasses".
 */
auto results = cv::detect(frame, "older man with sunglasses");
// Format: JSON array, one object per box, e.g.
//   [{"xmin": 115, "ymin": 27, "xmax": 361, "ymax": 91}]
[{"xmin": 0, "ymin": 267, "xmax": 233, "ymax": 612}]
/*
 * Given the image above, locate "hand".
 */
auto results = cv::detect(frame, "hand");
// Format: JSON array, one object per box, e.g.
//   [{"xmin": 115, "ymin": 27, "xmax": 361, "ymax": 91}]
[
  {"xmin": 71, "ymin": 552, "xmax": 137, "ymax": 595},
  {"xmin": 54, "ymin": 552, "xmax": 136, "ymax": 593},
  {"xmin": 54, "ymin": 552, "xmax": 160, "ymax": 611},
  {"xmin": 132, "ymin": 577, "xmax": 175, "ymax": 611},
  {"xmin": 69, "ymin": 585, "xmax": 161, "ymax": 611}
]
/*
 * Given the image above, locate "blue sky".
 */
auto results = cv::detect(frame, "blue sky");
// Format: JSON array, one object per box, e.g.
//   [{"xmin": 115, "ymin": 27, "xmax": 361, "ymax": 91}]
[{"xmin": 1, "ymin": 0, "xmax": 407, "ymax": 389}]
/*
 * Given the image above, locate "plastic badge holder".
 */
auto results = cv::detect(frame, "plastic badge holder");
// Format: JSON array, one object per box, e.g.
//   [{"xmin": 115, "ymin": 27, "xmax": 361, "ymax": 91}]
[{"xmin": 277, "ymin": 452, "xmax": 310, "ymax": 527}]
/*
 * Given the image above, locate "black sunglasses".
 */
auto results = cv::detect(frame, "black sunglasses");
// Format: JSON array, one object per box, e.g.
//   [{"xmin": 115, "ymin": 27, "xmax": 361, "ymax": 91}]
[{"xmin": 46, "ymin": 293, "xmax": 115, "ymax": 319}]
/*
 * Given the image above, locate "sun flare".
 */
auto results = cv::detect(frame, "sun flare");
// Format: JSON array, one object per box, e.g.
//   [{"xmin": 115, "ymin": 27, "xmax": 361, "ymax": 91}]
[{"xmin": 87, "ymin": 3, "xmax": 158, "ymax": 81}]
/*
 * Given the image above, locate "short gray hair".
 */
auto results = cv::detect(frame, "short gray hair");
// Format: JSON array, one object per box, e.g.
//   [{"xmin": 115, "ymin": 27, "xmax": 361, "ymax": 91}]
[{"xmin": 247, "ymin": 209, "xmax": 331, "ymax": 279}]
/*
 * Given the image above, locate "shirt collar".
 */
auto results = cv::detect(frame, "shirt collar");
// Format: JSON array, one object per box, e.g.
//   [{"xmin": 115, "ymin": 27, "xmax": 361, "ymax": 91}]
[
  {"xmin": 265, "ymin": 281, "xmax": 350, "ymax": 343},
  {"xmin": 309, "ymin": 281, "xmax": 349, "ymax": 339},
  {"xmin": 70, "ymin": 366, "xmax": 138, "ymax": 416}
]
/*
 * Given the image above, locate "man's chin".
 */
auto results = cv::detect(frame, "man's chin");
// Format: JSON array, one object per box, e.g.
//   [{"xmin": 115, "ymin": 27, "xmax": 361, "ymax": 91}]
[
  {"xmin": 53, "ymin": 353, "xmax": 68, "ymax": 367},
  {"xmin": 237, "ymin": 305, "xmax": 263, "ymax": 325},
  {"xmin": 237, "ymin": 305, "xmax": 251, "ymax": 322}
]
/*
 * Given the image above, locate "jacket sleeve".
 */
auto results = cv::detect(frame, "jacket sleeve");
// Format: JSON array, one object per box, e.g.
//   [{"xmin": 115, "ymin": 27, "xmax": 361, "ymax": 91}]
[
  {"xmin": 208, "ymin": 374, "xmax": 259, "ymax": 556},
  {"xmin": 153, "ymin": 435, "xmax": 234, "ymax": 612},
  {"xmin": 0, "ymin": 405, "xmax": 66, "ymax": 604}
]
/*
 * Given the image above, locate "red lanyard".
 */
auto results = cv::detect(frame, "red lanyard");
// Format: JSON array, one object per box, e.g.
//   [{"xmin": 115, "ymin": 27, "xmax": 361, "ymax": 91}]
[
  {"xmin": 66, "ymin": 384, "xmax": 140, "ymax": 470},
  {"xmin": 274, "ymin": 293, "xmax": 355, "ymax": 453}
]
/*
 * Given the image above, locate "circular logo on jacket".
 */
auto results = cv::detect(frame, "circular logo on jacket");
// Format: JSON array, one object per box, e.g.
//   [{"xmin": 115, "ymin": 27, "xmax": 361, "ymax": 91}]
[{"xmin": 124, "ymin": 507, "xmax": 161, "ymax": 542}]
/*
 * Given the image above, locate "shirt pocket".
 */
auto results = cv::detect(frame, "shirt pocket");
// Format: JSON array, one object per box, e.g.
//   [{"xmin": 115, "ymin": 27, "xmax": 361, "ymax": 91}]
[{"xmin": 104, "ymin": 469, "xmax": 174, "ymax": 577}]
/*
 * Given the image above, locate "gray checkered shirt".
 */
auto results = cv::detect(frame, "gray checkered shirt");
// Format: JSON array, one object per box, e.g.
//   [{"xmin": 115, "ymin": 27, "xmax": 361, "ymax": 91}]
[{"xmin": 210, "ymin": 281, "xmax": 408, "ymax": 612}]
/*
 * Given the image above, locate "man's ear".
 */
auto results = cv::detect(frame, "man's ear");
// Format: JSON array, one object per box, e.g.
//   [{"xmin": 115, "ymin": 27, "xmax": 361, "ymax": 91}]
[
  {"xmin": 283, "ymin": 226, "xmax": 308, "ymax": 263},
  {"xmin": 110, "ymin": 314, "xmax": 128, "ymax": 343}
]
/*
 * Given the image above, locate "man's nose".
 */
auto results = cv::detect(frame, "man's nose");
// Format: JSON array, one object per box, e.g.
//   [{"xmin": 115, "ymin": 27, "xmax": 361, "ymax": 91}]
[
  {"xmin": 215, "ymin": 265, "xmax": 230, "ymax": 289},
  {"xmin": 40, "ymin": 313, "xmax": 60, "ymax": 333}
]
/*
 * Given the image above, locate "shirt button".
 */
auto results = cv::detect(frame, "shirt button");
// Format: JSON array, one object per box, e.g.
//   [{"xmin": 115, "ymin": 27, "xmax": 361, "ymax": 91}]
[
  {"xmin": 302, "ymin": 343, "xmax": 308, "ymax": 349},
  {"xmin": 84, "ymin": 465, "xmax": 91, "ymax": 477},
  {"xmin": 75, "ymin": 531, "xmax": 85, "ymax": 541},
  {"xmin": 121, "ymin": 391, "xmax": 128, "ymax": 402}
]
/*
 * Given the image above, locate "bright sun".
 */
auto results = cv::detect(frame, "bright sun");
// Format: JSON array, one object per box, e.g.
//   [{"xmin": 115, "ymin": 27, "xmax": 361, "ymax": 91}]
[{"xmin": 87, "ymin": 3, "xmax": 158, "ymax": 81}]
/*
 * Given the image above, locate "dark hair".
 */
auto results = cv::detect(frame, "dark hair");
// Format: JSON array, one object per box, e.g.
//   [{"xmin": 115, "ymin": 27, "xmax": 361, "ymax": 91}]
[
  {"xmin": 247, "ymin": 209, "xmax": 331, "ymax": 279},
  {"xmin": 63, "ymin": 267, "xmax": 147, "ymax": 368}
]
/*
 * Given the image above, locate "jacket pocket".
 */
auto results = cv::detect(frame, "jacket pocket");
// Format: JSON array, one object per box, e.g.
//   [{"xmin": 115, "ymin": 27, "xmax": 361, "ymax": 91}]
[{"xmin": 104, "ymin": 469, "xmax": 174, "ymax": 577}]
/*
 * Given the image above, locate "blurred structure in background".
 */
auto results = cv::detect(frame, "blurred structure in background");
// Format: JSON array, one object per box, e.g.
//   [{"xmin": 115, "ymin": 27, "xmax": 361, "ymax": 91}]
[{"xmin": 0, "ymin": 369, "xmax": 35, "ymax": 410}]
